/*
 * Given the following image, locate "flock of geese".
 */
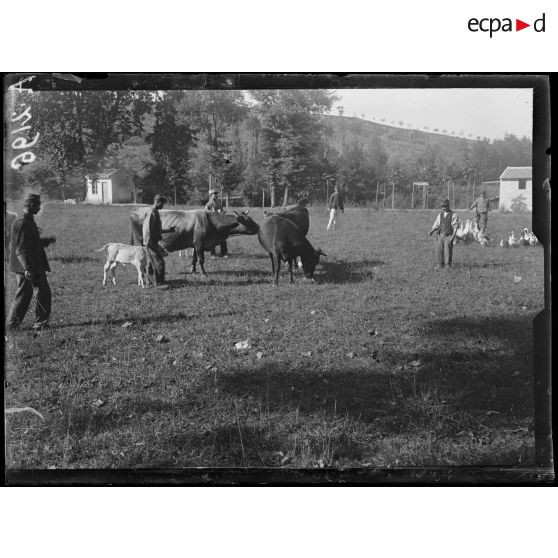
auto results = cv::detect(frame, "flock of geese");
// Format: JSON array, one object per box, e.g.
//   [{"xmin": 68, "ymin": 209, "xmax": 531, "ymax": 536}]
[
  {"xmin": 501, "ymin": 228, "xmax": 539, "ymax": 248},
  {"xmin": 455, "ymin": 220, "xmax": 539, "ymax": 248}
]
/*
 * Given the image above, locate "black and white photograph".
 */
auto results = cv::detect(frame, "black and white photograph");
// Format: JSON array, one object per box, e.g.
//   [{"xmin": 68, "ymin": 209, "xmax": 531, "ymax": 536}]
[{"xmin": 3, "ymin": 73, "xmax": 552, "ymax": 483}]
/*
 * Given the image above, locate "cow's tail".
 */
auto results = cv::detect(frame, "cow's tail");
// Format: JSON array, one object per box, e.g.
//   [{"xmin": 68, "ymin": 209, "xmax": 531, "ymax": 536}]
[{"xmin": 94, "ymin": 243, "xmax": 111, "ymax": 252}]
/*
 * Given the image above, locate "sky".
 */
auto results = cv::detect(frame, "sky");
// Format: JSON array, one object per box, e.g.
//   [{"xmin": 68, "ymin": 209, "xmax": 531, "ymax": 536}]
[{"xmin": 330, "ymin": 89, "xmax": 533, "ymax": 140}]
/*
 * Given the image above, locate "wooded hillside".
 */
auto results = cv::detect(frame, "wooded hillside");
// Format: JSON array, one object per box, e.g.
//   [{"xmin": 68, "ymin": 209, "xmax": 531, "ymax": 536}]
[{"xmin": 6, "ymin": 90, "xmax": 531, "ymax": 208}]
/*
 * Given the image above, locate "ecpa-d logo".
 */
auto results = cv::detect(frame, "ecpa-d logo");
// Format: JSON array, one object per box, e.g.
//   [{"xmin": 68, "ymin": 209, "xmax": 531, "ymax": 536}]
[{"xmin": 468, "ymin": 13, "xmax": 546, "ymax": 37}]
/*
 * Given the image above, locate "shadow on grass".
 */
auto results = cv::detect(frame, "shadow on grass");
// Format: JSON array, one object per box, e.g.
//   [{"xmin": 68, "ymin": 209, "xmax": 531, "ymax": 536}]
[
  {"xmin": 48, "ymin": 309, "xmax": 238, "ymax": 330},
  {"xmin": 322, "ymin": 259, "xmax": 385, "ymax": 284},
  {"xmin": 217, "ymin": 314, "xmax": 534, "ymax": 423},
  {"xmin": 166, "ymin": 274, "xmax": 273, "ymax": 287},
  {"xmin": 51, "ymin": 255, "xmax": 98, "ymax": 264},
  {"xmin": 45, "ymin": 313, "xmax": 534, "ymax": 467},
  {"xmin": 457, "ymin": 260, "xmax": 512, "ymax": 269}
]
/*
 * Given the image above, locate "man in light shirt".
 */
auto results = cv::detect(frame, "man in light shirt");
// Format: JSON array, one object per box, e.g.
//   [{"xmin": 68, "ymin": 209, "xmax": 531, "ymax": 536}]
[
  {"xmin": 469, "ymin": 190, "xmax": 490, "ymax": 233},
  {"xmin": 428, "ymin": 199, "xmax": 460, "ymax": 271},
  {"xmin": 326, "ymin": 185, "xmax": 344, "ymax": 231}
]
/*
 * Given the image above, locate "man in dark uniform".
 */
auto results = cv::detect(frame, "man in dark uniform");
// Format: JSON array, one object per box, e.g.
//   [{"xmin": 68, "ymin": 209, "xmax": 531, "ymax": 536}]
[
  {"xmin": 205, "ymin": 189, "xmax": 228, "ymax": 258},
  {"xmin": 469, "ymin": 190, "xmax": 490, "ymax": 233},
  {"xmin": 7, "ymin": 193, "xmax": 56, "ymax": 331},
  {"xmin": 143, "ymin": 195, "xmax": 175, "ymax": 285},
  {"xmin": 428, "ymin": 199, "xmax": 460, "ymax": 270}
]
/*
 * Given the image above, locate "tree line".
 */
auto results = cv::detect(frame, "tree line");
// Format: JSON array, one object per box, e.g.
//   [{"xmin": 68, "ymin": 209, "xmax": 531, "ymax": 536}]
[{"xmin": 6, "ymin": 90, "xmax": 532, "ymax": 207}]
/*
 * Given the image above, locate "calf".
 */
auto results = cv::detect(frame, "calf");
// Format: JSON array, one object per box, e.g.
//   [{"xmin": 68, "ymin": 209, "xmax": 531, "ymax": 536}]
[
  {"xmin": 257, "ymin": 215, "xmax": 325, "ymax": 285},
  {"xmin": 95, "ymin": 243, "xmax": 150, "ymax": 288}
]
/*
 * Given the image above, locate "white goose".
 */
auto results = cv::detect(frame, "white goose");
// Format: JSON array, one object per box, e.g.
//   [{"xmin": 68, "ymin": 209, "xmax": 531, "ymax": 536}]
[{"xmin": 508, "ymin": 231, "xmax": 520, "ymax": 248}]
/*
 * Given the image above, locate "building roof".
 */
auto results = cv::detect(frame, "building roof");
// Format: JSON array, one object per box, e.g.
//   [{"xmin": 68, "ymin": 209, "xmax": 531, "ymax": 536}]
[
  {"xmin": 85, "ymin": 169, "xmax": 119, "ymax": 179},
  {"xmin": 499, "ymin": 166, "xmax": 532, "ymax": 180}
]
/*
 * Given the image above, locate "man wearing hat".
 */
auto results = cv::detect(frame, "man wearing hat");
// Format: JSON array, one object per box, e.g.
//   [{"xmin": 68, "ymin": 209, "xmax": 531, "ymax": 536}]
[
  {"xmin": 7, "ymin": 193, "xmax": 56, "ymax": 331},
  {"xmin": 469, "ymin": 190, "xmax": 490, "ymax": 233},
  {"xmin": 143, "ymin": 195, "xmax": 175, "ymax": 285},
  {"xmin": 326, "ymin": 185, "xmax": 344, "ymax": 231},
  {"xmin": 428, "ymin": 199, "xmax": 460, "ymax": 270},
  {"xmin": 205, "ymin": 189, "xmax": 228, "ymax": 258}
]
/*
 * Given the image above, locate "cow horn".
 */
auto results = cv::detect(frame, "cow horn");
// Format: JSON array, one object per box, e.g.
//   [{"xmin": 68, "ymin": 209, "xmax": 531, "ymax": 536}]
[
  {"xmin": 243, "ymin": 206, "xmax": 251, "ymax": 215},
  {"xmin": 316, "ymin": 248, "xmax": 327, "ymax": 257},
  {"xmin": 233, "ymin": 210, "xmax": 239, "ymax": 216}
]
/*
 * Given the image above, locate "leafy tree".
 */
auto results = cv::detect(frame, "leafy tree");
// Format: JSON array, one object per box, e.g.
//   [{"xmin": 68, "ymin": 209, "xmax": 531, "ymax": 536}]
[
  {"xmin": 176, "ymin": 90, "xmax": 248, "ymax": 196},
  {"xmin": 144, "ymin": 91, "xmax": 196, "ymax": 204},
  {"xmin": 22, "ymin": 90, "xmax": 151, "ymax": 199},
  {"xmin": 250, "ymin": 89, "xmax": 336, "ymax": 206}
]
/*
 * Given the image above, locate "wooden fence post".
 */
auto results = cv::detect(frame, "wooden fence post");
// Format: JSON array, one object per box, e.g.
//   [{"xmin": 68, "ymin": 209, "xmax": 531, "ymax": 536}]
[
  {"xmin": 383, "ymin": 183, "xmax": 386, "ymax": 209},
  {"xmin": 452, "ymin": 181, "xmax": 455, "ymax": 208}
]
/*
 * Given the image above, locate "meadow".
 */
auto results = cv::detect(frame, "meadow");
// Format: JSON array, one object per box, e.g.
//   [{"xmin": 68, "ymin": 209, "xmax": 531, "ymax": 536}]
[{"xmin": 4, "ymin": 202, "xmax": 544, "ymax": 470}]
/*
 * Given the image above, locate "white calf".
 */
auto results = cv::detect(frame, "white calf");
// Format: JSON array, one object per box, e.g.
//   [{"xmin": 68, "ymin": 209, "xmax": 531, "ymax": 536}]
[{"xmin": 95, "ymin": 243, "xmax": 150, "ymax": 288}]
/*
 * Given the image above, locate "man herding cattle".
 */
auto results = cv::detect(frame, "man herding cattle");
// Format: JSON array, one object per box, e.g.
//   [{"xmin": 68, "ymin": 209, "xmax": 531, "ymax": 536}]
[
  {"xmin": 428, "ymin": 199, "xmax": 459, "ymax": 271},
  {"xmin": 326, "ymin": 185, "xmax": 344, "ymax": 231},
  {"xmin": 469, "ymin": 190, "xmax": 490, "ymax": 233},
  {"xmin": 205, "ymin": 189, "xmax": 228, "ymax": 258},
  {"xmin": 7, "ymin": 194, "xmax": 56, "ymax": 332},
  {"xmin": 143, "ymin": 195, "xmax": 176, "ymax": 285}
]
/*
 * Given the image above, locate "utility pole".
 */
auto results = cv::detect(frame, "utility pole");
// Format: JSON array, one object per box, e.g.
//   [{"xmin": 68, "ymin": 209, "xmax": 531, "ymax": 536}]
[
  {"xmin": 375, "ymin": 180, "xmax": 379, "ymax": 206},
  {"xmin": 391, "ymin": 181, "xmax": 395, "ymax": 210}
]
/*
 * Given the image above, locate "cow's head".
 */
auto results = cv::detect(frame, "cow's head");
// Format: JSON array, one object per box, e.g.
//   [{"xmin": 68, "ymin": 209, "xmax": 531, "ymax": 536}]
[
  {"xmin": 233, "ymin": 208, "xmax": 259, "ymax": 235},
  {"xmin": 302, "ymin": 248, "xmax": 326, "ymax": 280}
]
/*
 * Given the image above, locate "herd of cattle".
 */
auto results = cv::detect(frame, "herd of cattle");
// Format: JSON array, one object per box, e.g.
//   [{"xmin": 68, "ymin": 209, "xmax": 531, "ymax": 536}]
[
  {"xmin": 4, "ymin": 203, "xmax": 539, "ymax": 288},
  {"xmin": 129, "ymin": 203, "xmax": 322, "ymax": 285},
  {"xmin": 4, "ymin": 203, "xmax": 323, "ymax": 287}
]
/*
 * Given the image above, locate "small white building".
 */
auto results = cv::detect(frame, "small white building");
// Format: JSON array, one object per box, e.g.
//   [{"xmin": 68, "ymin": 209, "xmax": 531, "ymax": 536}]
[
  {"xmin": 85, "ymin": 169, "xmax": 135, "ymax": 204},
  {"xmin": 499, "ymin": 166, "xmax": 532, "ymax": 212}
]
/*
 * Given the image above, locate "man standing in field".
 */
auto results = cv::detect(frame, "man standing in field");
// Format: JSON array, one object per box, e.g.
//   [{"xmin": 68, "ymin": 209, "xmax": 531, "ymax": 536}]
[
  {"xmin": 469, "ymin": 190, "xmax": 490, "ymax": 233},
  {"xmin": 205, "ymin": 189, "xmax": 228, "ymax": 258},
  {"xmin": 326, "ymin": 185, "xmax": 344, "ymax": 230},
  {"xmin": 7, "ymin": 193, "xmax": 56, "ymax": 332},
  {"xmin": 428, "ymin": 199, "xmax": 459, "ymax": 271},
  {"xmin": 143, "ymin": 194, "xmax": 175, "ymax": 285}
]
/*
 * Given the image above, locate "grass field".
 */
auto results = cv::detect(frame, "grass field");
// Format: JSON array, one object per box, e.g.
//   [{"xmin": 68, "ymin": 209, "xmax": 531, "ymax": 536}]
[{"xmin": 4, "ymin": 202, "xmax": 543, "ymax": 469}]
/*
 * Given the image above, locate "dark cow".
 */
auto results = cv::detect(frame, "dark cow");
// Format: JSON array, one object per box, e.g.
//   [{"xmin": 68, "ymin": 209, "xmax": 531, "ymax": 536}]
[
  {"xmin": 263, "ymin": 203, "xmax": 310, "ymax": 236},
  {"xmin": 130, "ymin": 207, "xmax": 258, "ymax": 276},
  {"xmin": 257, "ymin": 215, "xmax": 325, "ymax": 285}
]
